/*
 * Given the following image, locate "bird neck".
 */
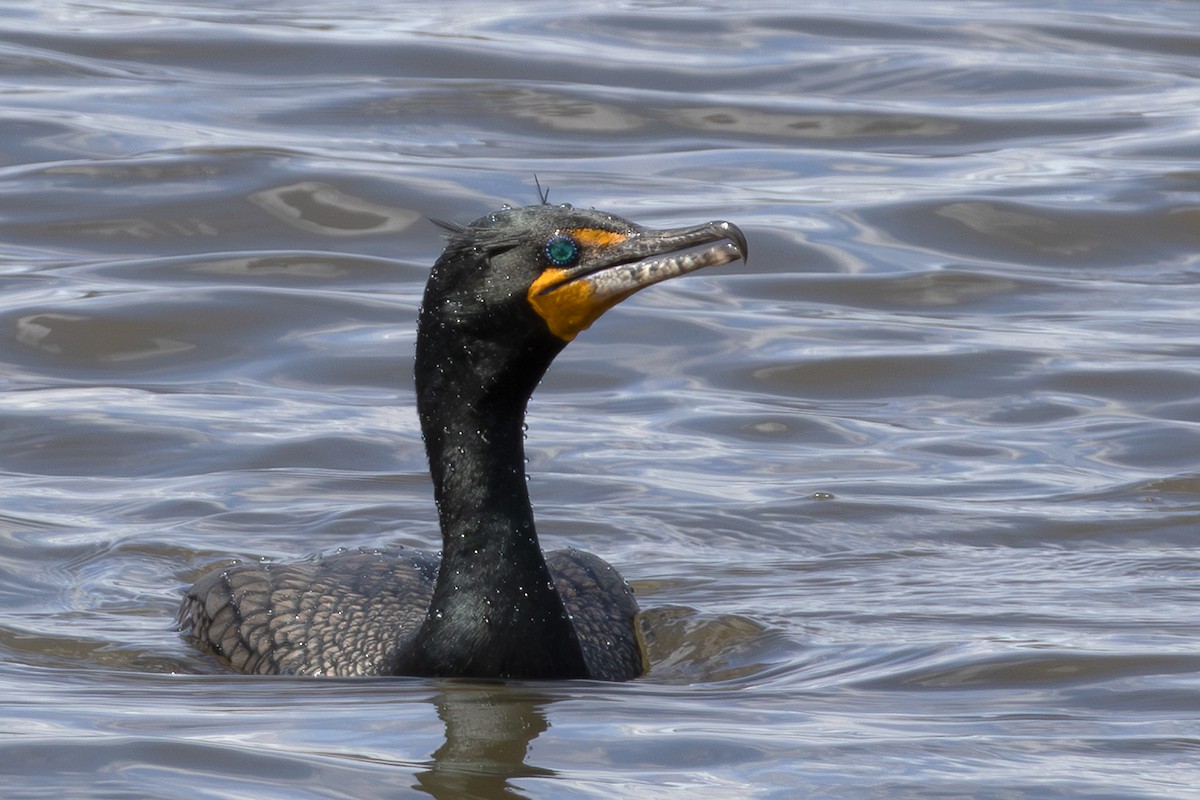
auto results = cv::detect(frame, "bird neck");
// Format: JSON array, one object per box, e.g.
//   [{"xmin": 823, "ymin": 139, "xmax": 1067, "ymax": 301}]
[
  {"xmin": 417, "ymin": 334, "xmax": 542, "ymax": 555},
  {"xmin": 404, "ymin": 322, "xmax": 590, "ymax": 678}
]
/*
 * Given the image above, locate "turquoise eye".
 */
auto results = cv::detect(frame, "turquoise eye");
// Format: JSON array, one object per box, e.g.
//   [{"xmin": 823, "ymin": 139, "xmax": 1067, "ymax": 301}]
[{"xmin": 544, "ymin": 235, "xmax": 580, "ymax": 266}]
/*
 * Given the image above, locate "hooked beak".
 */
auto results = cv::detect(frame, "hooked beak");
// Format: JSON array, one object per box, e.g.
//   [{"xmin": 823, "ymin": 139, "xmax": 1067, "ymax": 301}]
[{"xmin": 528, "ymin": 220, "xmax": 747, "ymax": 341}]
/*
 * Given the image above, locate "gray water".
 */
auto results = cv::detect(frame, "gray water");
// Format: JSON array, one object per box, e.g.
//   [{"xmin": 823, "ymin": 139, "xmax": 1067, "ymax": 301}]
[{"xmin": 2, "ymin": 1, "xmax": 1200, "ymax": 797}]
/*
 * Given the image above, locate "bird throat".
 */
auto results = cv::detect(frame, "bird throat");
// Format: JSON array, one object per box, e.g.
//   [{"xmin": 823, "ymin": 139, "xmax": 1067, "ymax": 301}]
[{"xmin": 528, "ymin": 267, "xmax": 627, "ymax": 342}]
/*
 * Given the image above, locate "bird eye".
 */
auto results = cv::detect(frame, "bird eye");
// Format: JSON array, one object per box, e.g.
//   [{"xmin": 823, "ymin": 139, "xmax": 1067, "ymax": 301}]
[{"xmin": 544, "ymin": 234, "xmax": 580, "ymax": 267}]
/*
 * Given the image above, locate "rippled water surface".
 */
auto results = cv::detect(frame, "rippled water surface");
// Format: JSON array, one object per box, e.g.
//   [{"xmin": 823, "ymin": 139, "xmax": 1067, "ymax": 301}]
[{"xmin": 3, "ymin": 0, "xmax": 1200, "ymax": 797}]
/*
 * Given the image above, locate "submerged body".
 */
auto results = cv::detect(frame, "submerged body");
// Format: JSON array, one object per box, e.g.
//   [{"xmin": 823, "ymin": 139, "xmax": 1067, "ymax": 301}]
[
  {"xmin": 179, "ymin": 202, "xmax": 747, "ymax": 681},
  {"xmin": 183, "ymin": 546, "xmax": 640, "ymax": 679}
]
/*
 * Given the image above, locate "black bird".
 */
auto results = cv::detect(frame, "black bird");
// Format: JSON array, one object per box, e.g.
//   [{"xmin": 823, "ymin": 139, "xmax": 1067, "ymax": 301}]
[{"xmin": 179, "ymin": 202, "xmax": 747, "ymax": 681}]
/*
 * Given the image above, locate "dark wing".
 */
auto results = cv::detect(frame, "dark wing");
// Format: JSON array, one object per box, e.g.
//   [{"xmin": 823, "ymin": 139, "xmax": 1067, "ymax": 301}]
[
  {"xmin": 546, "ymin": 548, "xmax": 644, "ymax": 681},
  {"xmin": 178, "ymin": 548, "xmax": 438, "ymax": 676}
]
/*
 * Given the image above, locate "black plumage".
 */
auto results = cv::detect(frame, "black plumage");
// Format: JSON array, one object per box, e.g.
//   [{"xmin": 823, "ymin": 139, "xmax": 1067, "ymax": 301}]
[{"xmin": 179, "ymin": 202, "xmax": 747, "ymax": 681}]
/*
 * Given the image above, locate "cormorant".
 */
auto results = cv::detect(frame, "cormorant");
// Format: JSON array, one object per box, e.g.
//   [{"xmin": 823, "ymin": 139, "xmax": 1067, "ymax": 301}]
[{"xmin": 179, "ymin": 201, "xmax": 747, "ymax": 681}]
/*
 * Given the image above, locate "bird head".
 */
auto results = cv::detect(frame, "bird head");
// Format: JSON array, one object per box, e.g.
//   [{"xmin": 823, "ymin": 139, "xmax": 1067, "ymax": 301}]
[{"xmin": 421, "ymin": 203, "xmax": 747, "ymax": 354}]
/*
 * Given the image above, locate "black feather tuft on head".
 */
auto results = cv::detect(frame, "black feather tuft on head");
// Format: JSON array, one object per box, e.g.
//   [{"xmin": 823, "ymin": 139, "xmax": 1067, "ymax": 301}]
[
  {"xmin": 430, "ymin": 218, "xmax": 465, "ymax": 235},
  {"xmin": 534, "ymin": 175, "xmax": 550, "ymax": 205}
]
